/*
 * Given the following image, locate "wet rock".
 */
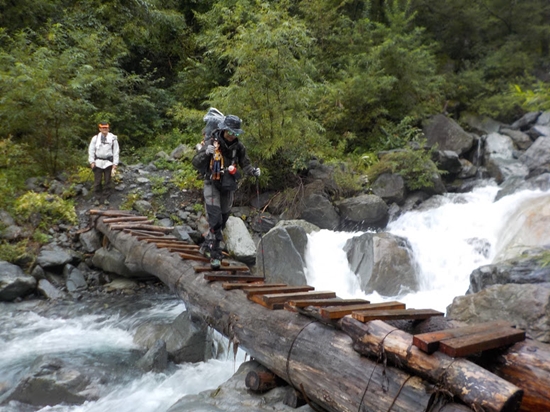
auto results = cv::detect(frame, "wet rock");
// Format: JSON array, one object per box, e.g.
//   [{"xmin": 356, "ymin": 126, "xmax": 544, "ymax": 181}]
[
  {"xmin": 224, "ymin": 216, "xmax": 256, "ymax": 264},
  {"xmin": 63, "ymin": 264, "xmax": 87, "ymax": 292},
  {"xmin": 344, "ymin": 232, "xmax": 419, "ymax": 296},
  {"xmin": 256, "ymin": 226, "xmax": 307, "ymax": 286},
  {"xmin": 79, "ymin": 228, "xmax": 102, "ymax": 253},
  {"xmin": 36, "ymin": 246, "xmax": 73, "ymax": 269},
  {"xmin": 37, "ymin": 278, "xmax": 66, "ymax": 300},
  {"xmin": 2, "ymin": 358, "xmax": 89, "ymax": 407},
  {"xmin": 338, "ymin": 194, "xmax": 389, "ymax": 231},
  {"xmin": 0, "ymin": 261, "xmax": 37, "ymax": 301},
  {"xmin": 299, "ymin": 193, "xmax": 340, "ymax": 230},
  {"xmin": 166, "ymin": 360, "xmax": 314, "ymax": 412},
  {"xmin": 136, "ymin": 339, "xmax": 168, "ymax": 373}
]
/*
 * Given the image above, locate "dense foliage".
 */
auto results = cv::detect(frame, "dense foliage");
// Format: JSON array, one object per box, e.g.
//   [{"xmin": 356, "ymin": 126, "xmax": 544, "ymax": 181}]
[{"xmin": 1, "ymin": 0, "xmax": 549, "ymax": 196}]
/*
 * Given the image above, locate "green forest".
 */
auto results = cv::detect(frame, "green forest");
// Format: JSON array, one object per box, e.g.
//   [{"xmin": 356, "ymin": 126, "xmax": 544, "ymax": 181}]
[{"xmin": 1, "ymin": 0, "xmax": 549, "ymax": 205}]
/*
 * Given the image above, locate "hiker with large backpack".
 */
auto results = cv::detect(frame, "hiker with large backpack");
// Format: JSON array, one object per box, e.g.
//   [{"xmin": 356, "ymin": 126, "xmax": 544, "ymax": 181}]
[
  {"xmin": 192, "ymin": 110, "xmax": 260, "ymax": 269},
  {"xmin": 88, "ymin": 121, "xmax": 119, "ymax": 204}
]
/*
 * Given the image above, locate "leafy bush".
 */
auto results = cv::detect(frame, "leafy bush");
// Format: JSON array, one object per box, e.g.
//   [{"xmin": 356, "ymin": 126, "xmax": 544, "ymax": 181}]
[
  {"xmin": 366, "ymin": 144, "xmax": 443, "ymax": 191},
  {"xmin": 68, "ymin": 166, "xmax": 94, "ymax": 185},
  {"xmin": 0, "ymin": 240, "xmax": 28, "ymax": 263},
  {"xmin": 0, "ymin": 137, "xmax": 39, "ymax": 210},
  {"xmin": 120, "ymin": 192, "xmax": 142, "ymax": 211},
  {"xmin": 172, "ymin": 163, "xmax": 203, "ymax": 191},
  {"xmin": 14, "ymin": 192, "xmax": 77, "ymax": 229},
  {"xmin": 150, "ymin": 175, "xmax": 168, "ymax": 196}
]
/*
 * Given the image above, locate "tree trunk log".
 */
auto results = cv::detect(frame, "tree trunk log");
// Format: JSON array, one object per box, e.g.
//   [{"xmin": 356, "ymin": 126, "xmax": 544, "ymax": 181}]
[
  {"xmin": 95, "ymin": 218, "xmax": 445, "ymax": 412},
  {"xmin": 245, "ymin": 370, "xmax": 281, "ymax": 392},
  {"xmin": 340, "ymin": 317, "xmax": 523, "ymax": 412}
]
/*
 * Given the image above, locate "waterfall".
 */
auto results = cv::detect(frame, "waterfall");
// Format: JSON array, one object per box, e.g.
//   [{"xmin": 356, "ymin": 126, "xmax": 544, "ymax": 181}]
[{"xmin": 305, "ymin": 182, "xmax": 550, "ymax": 313}]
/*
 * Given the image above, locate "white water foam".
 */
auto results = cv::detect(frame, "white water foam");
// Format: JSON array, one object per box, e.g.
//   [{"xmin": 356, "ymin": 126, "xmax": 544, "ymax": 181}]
[{"xmin": 305, "ymin": 184, "xmax": 550, "ymax": 313}]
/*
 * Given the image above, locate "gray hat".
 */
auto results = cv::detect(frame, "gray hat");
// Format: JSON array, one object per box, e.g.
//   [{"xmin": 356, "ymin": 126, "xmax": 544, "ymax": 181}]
[{"xmin": 218, "ymin": 115, "xmax": 244, "ymax": 136}]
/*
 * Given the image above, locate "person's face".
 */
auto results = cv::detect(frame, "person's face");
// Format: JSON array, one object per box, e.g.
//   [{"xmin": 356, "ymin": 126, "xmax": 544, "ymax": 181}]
[
  {"xmin": 224, "ymin": 130, "xmax": 238, "ymax": 142},
  {"xmin": 99, "ymin": 126, "xmax": 109, "ymax": 134}
]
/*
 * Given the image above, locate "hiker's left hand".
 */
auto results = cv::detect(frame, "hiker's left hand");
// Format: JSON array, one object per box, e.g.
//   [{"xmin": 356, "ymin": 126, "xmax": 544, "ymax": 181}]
[{"xmin": 252, "ymin": 168, "xmax": 261, "ymax": 177}]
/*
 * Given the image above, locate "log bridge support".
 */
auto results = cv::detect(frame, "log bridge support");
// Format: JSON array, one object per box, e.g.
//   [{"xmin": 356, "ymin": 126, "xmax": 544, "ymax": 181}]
[{"xmin": 92, "ymin": 212, "xmax": 550, "ymax": 412}]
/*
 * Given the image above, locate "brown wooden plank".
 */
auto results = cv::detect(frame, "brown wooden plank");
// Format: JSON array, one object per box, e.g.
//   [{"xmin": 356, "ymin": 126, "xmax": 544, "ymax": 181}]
[
  {"xmin": 439, "ymin": 326, "xmax": 526, "ymax": 358},
  {"xmin": 109, "ymin": 224, "xmax": 174, "ymax": 232},
  {"xmin": 194, "ymin": 264, "xmax": 248, "ymax": 273},
  {"xmin": 109, "ymin": 219, "xmax": 154, "ymax": 226},
  {"xmin": 204, "ymin": 273, "xmax": 265, "ymax": 282},
  {"xmin": 179, "ymin": 252, "xmax": 209, "ymax": 262},
  {"xmin": 260, "ymin": 291, "xmax": 337, "ymax": 310},
  {"xmin": 245, "ymin": 285, "xmax": 314, "ymax": 298},
  {"xmin": 90, "ymin": 209, "xmax": 136, "ymax": 216},
  {"xmin": 143, "ymin": 238, "xmax": 191, "ymax": 244},
  {"xmin": 124, "ymin": 229, "xmax": 175, "ymax": 238},
  {"xmin": 223, "ymin": 282, "xmax": 286, "ymax": 290},
  {"xmin": 103, "ymin": 216, "xmax": 149, "ymax": 223},
  {"xmin": 352, "ymin": 308, "xmax": 444, "ymax": 323},
  {"xmin": 320, "ymin": 301, "xmax": 403, "ymax": 320},
  {"xmin": 222, "ymin": 281, "xmax": 272, "ymax": 290},
  {"xmin": 412, "ymin": 320, "xmax": 513, "ymax": 354},
  {"xmin": 288, "ymin": 298, "xmax": 369, "ymax": 309},
  {"xmin": 164, "ymin": 245, "xmax": 200, "ymax": 251}
]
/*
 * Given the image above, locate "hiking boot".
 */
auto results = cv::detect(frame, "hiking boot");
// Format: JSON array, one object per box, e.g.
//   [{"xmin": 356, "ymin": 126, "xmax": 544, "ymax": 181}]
[
  {"xmin": 210, "ymin": 258, "xmax": 221, "ymax": 270},
  {"xmin": 199, "ymin": 242, "xmax": 211, "ymax": 258}
]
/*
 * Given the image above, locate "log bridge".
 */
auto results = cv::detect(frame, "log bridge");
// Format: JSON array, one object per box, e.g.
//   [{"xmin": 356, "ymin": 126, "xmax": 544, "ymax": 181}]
[{"xmin": 90, "ymin": 209, "xmax": 550, "ymax": 412}]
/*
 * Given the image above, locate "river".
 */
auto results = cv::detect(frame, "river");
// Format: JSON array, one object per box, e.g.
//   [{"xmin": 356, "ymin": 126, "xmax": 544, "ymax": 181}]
[{"xmin": 1, "ymin": 181, "xmax": 548, "ymax": 411}]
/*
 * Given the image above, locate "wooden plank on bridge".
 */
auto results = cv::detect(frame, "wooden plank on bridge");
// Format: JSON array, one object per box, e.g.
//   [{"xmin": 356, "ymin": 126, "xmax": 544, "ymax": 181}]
[
  {"xmin": 144, "ymin": 238, "xmax": 194, "ymax": 245},
  {"xmin": 124, "ymin": 229, "xmax": 176, "ymax": 238},
  {"xmin": 351, "ymin": 308, "xmax": 444, "ymax": 323},
  {"xmin": 245, "ymin": 285, "xmax": 314, "ymax": 298},
  {"xmin": 109, "ymin": 223, "xmax": 174, "ymax": 233},
  {"xmin": 252, "ymin": 291, "xmax": 337, "ymax": 310},
  {"xmin": 164, "ymin": 245, "xmax": 200, "ymax": 252},
  {"xmin": 108, "ymin": 220, "xmax": 154, "ymax": 227},
  {"xmin": 438, "ymin": 326, "xmax": 526, "ymax": 358},
  {"xmin": 203, "ymin": 273, "xmax": 264, "ymax": 282},
  {"xmin": 287, "ymin": 298, "xmax": 369, "ymax": 309},
  {"xmin": 179, "ymin": 252, "xmax": 209, "ymax": 262},
  {"xmin": 222, "ymin": 281, "xmax": 281, "ymax": 290},
  {"xmin": 103, "ymin": 216, "xmax": 149, "ymax": 223},
  {"xmin": 90, "ymin": 209, "xmax": 136, "ymax": 216},
  {"xmin": 195, "ymin": 264, "xmax": 249, "ymax": 273},
  {"xmin": 319, "ymin": 301, "xmax": 403, "ymax": 320},
  {"xmin": 413, "ymin": 320, "xmax": 513, "ymax": 354}
]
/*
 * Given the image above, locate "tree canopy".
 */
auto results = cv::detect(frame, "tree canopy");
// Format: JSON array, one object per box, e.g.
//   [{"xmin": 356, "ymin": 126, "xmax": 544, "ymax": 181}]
[{"xmin": 0, "ymin": 0, "xmax": 549, "ymax": 179}]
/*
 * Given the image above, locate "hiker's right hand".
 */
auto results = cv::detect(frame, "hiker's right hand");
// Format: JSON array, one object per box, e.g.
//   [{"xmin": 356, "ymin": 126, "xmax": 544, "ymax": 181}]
[
  {"xmin": 90, "ymin": 162, "xmax": 95, "ymax": 169},
  {"xmin": 206, "ymin": 145, "xmax": 215, "ymax": 155}
]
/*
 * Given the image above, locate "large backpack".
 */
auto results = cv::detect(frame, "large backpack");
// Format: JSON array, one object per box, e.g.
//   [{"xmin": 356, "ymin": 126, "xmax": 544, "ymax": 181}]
[{"xmin": 192, "ymin": 108, "xmax": 225, "ymax": 174}]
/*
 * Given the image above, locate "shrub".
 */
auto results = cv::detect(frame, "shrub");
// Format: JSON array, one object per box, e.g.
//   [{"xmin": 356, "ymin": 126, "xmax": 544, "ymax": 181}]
[
  {"xmin": 172, "ymin": 163, "xmax": 203, "ymax": 191},
  {"xmin": 0, "ymin": 240, "xmax": 28, "ymax": 263},
  {"xmin": 366, "ymin": 144, "xmax": 443, "ymax": 191},
  {"xmin": 14, "ymin": 192, "xmax": 77, "ymax": 229}
]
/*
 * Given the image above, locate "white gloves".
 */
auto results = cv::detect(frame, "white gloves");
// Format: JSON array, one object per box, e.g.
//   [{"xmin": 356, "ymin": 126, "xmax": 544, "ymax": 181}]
[
  {"xmin": 205, "ymin": 144, "xmax": 215, "ymax": 155},
  {"xmin": 252, "ymin": 168, "xmax": 261, "ymax": 177}
]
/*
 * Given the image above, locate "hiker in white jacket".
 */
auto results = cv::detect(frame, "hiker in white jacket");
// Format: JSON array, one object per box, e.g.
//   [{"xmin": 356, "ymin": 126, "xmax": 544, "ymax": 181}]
[{"xmin": 88, "ymin": 122, "xmax": 119, "ymax": 202}]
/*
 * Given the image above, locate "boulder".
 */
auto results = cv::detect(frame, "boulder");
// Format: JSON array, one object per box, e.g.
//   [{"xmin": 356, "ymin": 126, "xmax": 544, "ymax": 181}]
[
  {"xmin": 343, "ymin": 232, "xmax": 419, "ymax": 296},
  {"xmin": 422, "ymin": 114, "xmax": 474, "ymax": 155},
  {"xmin": 37, "ymin": 278, "xmax": 66, "ymax": 300},
  {"xmin": 134, "ymin": 311, "xmax": 214, "ymax": 364},
  {"xmin": 371, "ymin": 173, "xmax": 407, "ymax": 205},
  {"xmin": 256, "ymin": 226, "xmax": 308, "ymax": 286},
  {"xmin": 299, "ymin": 193, "xmax": 340, "ymax": 230},
  {"xmin": 78, "ymin": 228, "xmax": 102, "ymax": 253},
  {"xmin": 36, "ymin": 246, "xmax": 73, "ymax": 269},
  {"xmin": 136, "ymin": 339, "xmax": 168, "ymax": 373},
  {"xmin": 224, "ymin": 216, "xmax": 256, "ymax": 264},
  {"xmin": 447, "ymin": 283, "xmax": 550, "ymax": 343},
  {"xmin": 338, "ymin": 194, "xmax": 389, "ymax": 231},
  {"xmin": 520, "ymin": 136, "xmax": 550, "ymax": 177},
  {"xmin": 468, "ymin": 252, "xmax": 550, "ymax": 294},
  {"xmin": 0, "ymin": 261, "xmax": 37, "ymax": 301}
]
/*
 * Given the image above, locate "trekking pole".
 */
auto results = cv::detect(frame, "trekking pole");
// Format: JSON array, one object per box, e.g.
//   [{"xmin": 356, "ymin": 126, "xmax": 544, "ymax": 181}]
[{"xmin": 256, "ymin": 176, "xmax": 266, "ymax": 279}]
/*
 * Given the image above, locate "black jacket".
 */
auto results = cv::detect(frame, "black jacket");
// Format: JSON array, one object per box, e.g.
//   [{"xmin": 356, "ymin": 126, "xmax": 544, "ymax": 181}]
[{"xmin": 192, "ymin": 129, "xmax": 254, "ymax": 182}]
